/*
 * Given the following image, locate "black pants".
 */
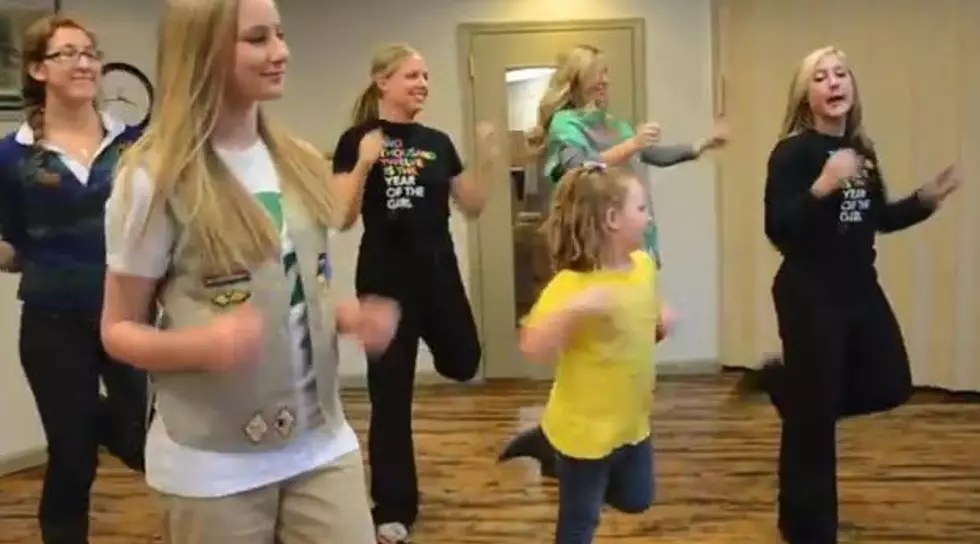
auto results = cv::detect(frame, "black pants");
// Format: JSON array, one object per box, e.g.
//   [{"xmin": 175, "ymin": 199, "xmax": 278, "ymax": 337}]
[
  {"xmin": 19, "ymin": 305, "xmax": 148, "ymax": 543},
  {"xmin": 770, "ymin": 264, "xmax": 912, "ymax": 544},
  {"xmin": 356, "ymin": 237, "xmax": 482, "ymax": 528}
]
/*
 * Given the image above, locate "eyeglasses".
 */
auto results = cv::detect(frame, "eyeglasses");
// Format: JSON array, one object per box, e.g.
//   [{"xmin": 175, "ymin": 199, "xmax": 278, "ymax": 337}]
[{"xmin": 43, "ymin": 48, "xmax": 104, "ymax": 64}]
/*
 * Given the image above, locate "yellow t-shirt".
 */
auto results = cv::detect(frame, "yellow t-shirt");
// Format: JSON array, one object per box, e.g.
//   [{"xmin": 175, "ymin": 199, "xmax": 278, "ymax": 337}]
[{"xmin": 526, "ymin": 251, "xmax": 658, "ymax": 460}]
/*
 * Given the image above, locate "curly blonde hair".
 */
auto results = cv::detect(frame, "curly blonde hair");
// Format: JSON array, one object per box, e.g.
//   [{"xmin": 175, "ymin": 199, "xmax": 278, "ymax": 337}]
[{"xmin": 542, "ymin": 164, "xmax": 635, "ymax": 272}]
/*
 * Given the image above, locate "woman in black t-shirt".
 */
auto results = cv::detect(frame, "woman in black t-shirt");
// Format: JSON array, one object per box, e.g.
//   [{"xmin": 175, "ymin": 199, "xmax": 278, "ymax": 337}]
[
  {"xmin": 757, "ymin": 46, "xmax": 959, "ymax": 544},
  {"xmin": 331, "ymin": 43, "xmax": 499, "ymax": 544}
]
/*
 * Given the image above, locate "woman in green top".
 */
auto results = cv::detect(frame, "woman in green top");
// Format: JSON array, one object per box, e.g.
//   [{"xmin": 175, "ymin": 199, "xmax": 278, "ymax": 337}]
[{"xmin": 499, "ymin": 43, "xmax": 728, "ymax": 477}]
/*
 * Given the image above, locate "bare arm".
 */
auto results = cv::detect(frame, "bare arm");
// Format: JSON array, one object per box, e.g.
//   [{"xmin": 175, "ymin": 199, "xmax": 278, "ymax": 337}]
[
  {"xmin": 597, "ymin": 139, "xmax": 642, "ymax": 166},
  {"xmin": 519, "ymin": 304, "xmax": 587, "ymax": 364},
  {"xmin": 554, "ymin": 140, "xmax": 638, "ymax": 175},
  {"xmin": 334, "ymin": 158, "xmax": 374, "ymax": 230},
  {"xmin": 451, "ymin": 126, "xmax": 497, "ymax": 217},
  {"xmin": 331, "ymin": 128, "xmax": 382, "ymax": 231},
  {"xmin": 100, "ymin": 273, "xmax": 215, "ymax": 372},
  {"xmin": 450, "ymin": 161, "xmax": 493, "ymax": 217}
]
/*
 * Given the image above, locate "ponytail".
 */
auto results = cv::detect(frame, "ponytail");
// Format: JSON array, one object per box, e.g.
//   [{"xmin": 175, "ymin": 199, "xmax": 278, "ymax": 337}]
[
  {"xmin": 351, "ymin": 83, "xmax": 381, "ymax": 125},
  {"xmin": 25, "ymin": 104, "xmax": 45, "ymax": 160}
]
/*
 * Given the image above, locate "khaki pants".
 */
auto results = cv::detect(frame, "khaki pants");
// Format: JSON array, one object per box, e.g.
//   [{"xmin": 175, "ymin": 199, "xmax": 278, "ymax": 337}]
[{"xmin": 157, "ymin": 451, "xmax": 374, "ymax": 544}]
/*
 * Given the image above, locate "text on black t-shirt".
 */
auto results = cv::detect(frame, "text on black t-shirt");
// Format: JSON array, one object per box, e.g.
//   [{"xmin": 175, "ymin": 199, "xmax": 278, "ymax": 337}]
[{"xmin": 332, "ymin": 120, "xmax": 464, "ymax": 238}]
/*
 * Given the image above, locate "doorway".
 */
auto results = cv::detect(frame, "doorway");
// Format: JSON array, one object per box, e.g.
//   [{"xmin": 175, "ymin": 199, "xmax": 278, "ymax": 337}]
[{"xmin": 458, "ymin": 19, "xmax": 647, "ymax": 379}]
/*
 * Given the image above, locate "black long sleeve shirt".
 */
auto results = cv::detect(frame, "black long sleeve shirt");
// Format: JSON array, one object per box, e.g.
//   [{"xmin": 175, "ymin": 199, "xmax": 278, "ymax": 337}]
[{"xmin": 764, "ymin": 130, "xmax": 934, "ymax": 295}]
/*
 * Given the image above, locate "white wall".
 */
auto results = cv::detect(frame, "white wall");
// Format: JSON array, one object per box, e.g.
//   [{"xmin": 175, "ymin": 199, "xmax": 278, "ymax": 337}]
[
  {"xmin": 0, "ymin": 0, "xmax": 716, "ymax": 467},
  {"xmin": 506, "ymin": 75, "xmax": 552, "ymax": 131}
]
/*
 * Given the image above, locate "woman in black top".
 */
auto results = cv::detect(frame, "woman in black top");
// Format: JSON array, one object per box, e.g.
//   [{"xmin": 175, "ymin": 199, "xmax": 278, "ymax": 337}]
[
  {"xmin": 331, "ymin": 43, "xmax": 498, "ymax": 544},
  {"xmin": 758, "ymin": 46, "xmax": 960, "ymax": 544}
]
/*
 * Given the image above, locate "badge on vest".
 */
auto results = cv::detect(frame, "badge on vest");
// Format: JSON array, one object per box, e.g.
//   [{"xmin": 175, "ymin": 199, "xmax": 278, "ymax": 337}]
[
  {"xmin": 203, "ymin": 270, "xmax": 251, "ymax": 288},
  {"xmin": 243, "ymin": 412, "xmax": 269, "ymax": 444},
  {"xmin": 203, "ymin": 270, "xmax": 252, "ymax": 308},
  {"xmin": 273, "ymin": 407, "xmax": 296, "ymax": 438},
  {"xmin": 317, "ymin": 253, "xmax": 332, "ymax": 285},
  {"xmin": 242, "ymin": 408, "xmax": 296, "ymax": 444},
  {"xmin": 210, "ymin": 289, "xmax": 251, "ymax": 308}
]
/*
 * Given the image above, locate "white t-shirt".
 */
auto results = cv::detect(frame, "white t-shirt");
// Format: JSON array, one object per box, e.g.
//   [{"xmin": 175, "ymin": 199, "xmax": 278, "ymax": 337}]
[{"xmin": 104, "ymin": 141, "xmax": 358, "ymax": 498}]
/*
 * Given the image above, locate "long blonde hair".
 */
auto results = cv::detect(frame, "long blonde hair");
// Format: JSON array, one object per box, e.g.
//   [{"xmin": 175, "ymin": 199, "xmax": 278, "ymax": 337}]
[
  {"xmin": 115, "ymin": 0, "xmax": 333, "ymax": 276},
  {"xmin": 351, "ymin": 43, "xmax": 419, "ymax": 125},
  {"xmin": 778, "ymin": 46, "xmax": 872, "ymax": 149},
  {"xmin": 527, "ymin": 44, "xmax": 605, "ymax": 153},
  {"xmin": 542, "ymin": 164, "xmax": 634, "ymax": 272}
]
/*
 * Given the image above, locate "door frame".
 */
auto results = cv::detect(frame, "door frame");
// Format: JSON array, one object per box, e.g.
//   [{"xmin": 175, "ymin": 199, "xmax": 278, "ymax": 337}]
[
  {"xmin": 456, "ymin": 19, "xmax": 648, "ymax": 379},
  {"xmin": 709, "ymin": 0, "xmax": 734, "ymax": 368},
  {"xmin": 709, "ymin": 0, "xmax": 771, "ymax": 370}
]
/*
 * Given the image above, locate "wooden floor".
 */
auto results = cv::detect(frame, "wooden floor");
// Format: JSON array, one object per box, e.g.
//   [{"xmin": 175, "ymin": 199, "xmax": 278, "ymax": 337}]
[{"xmin": 2, "ymin": 373, "xmax": 980, "ymax": 543}]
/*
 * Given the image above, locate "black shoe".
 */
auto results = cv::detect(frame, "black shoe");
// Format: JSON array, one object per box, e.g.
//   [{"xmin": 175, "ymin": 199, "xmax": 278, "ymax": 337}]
[
  {"xmin": 733, "ymin": 356, "xmax": 783, "ymax": 397},
  {"xmin": 498, "ymin": 425, "xmax": 558, "ymax": 479},
  {"xmin": 539, "ymin": 454, "xmax": 557, "ymax": 479},
  {"xmin": 733, "ymin": 357, "xmax": 787, "ymax": 419}
]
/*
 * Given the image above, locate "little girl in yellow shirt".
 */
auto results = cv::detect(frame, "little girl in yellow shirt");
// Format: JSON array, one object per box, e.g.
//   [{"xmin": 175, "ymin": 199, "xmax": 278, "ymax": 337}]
[{"xmin": 519, "ymin": 163, "xmax": 662, "ymax": 543}]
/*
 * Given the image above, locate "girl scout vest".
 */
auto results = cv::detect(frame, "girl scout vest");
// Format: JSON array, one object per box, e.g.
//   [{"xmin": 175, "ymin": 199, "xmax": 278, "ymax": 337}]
[{"xmin": 152, "ymin": 191, "xmax": 342, "ymax": 453}]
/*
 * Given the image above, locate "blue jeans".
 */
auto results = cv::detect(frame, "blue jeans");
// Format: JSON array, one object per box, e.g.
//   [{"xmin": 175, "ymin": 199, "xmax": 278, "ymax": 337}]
[{"xmin": 554, "ymin": 437, "xmax": 655, "ymax": 543}]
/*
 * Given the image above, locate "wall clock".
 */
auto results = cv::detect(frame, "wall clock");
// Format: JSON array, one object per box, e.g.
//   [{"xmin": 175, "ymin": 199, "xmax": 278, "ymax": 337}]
[{"xmin": 101, "ymin": 61, "xmax": 153, "ymax": 130}]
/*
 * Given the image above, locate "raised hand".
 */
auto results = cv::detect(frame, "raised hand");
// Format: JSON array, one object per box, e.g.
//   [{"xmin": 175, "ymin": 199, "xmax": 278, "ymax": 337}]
[
  {"xmin": 476, "ymin": 121, "xmax": 502, "ymax": 163},
  {"xmin": 358, "ymin": 129, "xmax": 385, "ymax": 164},
  {"xmin": 656, "ymin": 304, "xmax": 677, "ymax": 343},
  {"xmin": 697, "ymin": 118, "xmax": 730, "ymax": 153},
  {"xmin": 811, "ymin": 148, "xmax": 860, "ymax": 197},
  {"xmin": 0, "ymin": 241, "xmax": 18, "ymax": 273},
  {"xmin": 633, "ymin": 122, "xmax": 661, "ymax": 148},
  {"xmin": 825, "ymin": 148, "xmax": 861, "ymax": 180},
  {"xmin": 919, "ymin": 164, "xmax": 962, "ymax": 207}
]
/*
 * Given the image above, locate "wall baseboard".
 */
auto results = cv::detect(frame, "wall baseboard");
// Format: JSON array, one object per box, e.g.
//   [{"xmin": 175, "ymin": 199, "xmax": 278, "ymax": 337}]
[
  {"xmin": 0, "ymin": 362, "xmax": 718, "ymax": 476},
  {"xmin": 339, "ymin": 358, "xmax": 721, "ymax": 389},
  {"xmin": 659, "ymin": 359, "xmax": 720, "ymax": 375},
  {"xmin": 0, "ymin": 448, "xmax": 45, "ymax": 478}
]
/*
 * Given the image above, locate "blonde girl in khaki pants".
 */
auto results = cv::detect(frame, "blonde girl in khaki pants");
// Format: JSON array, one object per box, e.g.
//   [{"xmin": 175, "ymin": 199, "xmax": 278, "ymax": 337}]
[{"xmin": 99, "ymin": 0, "xmax": 397, "ymax": 541}]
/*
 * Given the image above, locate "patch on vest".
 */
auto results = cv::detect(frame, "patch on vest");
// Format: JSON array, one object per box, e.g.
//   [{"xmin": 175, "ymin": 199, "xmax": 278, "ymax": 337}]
[
  {"xmin": 273, "ymin": 407, "xmax": 296, "ymax": 438},
  {"xmin": 243, "ymin": 413, "xmax": 269, "ymax": 444},
  {"xmin": 210, "ymin": 289, "xmax": 251, "ymax": 308},
  {"xmin": 202, "ymin": 270, "xmax": 252, "ymax": 288},
  {"xmin": 317, "ymin": 253, "xmax": 331, "ymax": 284}
]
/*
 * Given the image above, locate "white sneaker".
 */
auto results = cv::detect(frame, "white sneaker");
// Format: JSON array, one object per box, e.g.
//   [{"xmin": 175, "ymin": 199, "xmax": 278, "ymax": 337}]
[{"xmin": 376, "ymin": 522, "xmax": 410, "ymax": 544}]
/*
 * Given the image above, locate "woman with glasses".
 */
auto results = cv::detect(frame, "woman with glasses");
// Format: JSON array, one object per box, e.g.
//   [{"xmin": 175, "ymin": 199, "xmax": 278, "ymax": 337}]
[{"xmin": 0, "ymin": 15, "xmax": 146, "ymax": 544}]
